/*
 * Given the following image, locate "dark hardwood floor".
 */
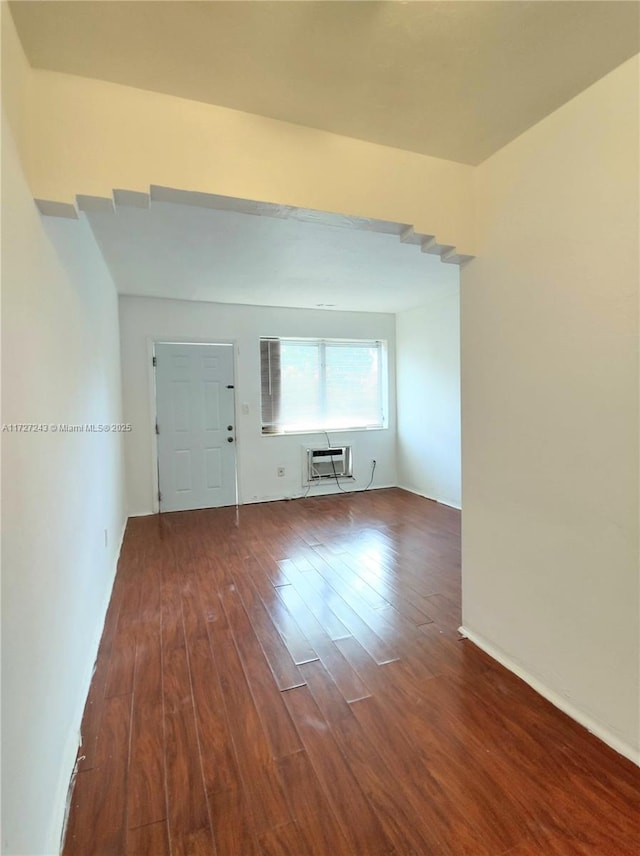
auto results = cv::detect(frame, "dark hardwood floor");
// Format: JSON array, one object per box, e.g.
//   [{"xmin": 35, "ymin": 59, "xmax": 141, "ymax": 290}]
[{"xmin": 63, "ymin": 488, "xmax": 639, "ymax": 855}]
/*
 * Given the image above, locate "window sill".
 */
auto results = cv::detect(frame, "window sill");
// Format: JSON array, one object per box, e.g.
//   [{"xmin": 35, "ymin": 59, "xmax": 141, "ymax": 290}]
[{"xmin": 262, "ymin": 426, "xmax": 387, "ymax": 437}]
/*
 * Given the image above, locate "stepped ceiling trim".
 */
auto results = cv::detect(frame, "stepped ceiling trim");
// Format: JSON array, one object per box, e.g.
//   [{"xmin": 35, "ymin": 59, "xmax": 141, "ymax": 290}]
[{"xmin": 34, "ymin": 186, "xmax": 474, "ymax": 267}]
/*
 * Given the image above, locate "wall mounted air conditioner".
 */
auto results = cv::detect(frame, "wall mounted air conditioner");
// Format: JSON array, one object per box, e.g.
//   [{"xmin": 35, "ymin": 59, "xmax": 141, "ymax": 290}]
[{"xmin": 305, "ymin": 446, "xmax": 353, "ymax": 483}]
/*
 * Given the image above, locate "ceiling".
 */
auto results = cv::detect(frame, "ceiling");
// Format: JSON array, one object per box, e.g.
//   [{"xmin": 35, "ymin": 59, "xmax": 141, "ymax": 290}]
[
  {"xmin": 10, "ymin": 1, "xmax": 639, "ymax": 165},
  {"xmin": 85, "ymin": 201, "xmax": 458, "ymax": 313}
]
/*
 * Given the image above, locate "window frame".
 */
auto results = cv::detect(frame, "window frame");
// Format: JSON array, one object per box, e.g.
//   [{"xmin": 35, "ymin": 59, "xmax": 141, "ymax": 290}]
[{"xmin": 260, "ymin": 336, "xmax": 388, "ymax": 436}]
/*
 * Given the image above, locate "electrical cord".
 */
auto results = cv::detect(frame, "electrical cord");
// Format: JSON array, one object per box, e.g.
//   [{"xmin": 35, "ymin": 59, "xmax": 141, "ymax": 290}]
[
  {"xmin": 364, "ymin": 459, "xmax": 376, "ymax": 490},
  {"xmin": 324, "ymin": 430, "xmax": 348, "ymax": 492}
]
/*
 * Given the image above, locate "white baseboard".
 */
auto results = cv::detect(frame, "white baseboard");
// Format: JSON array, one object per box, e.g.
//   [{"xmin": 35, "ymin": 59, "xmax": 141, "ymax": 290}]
[
  {"xmin": 53, "ymin": 516, "xmax": 128, "ymax": 855},
  {"xmin": 459, "ymin": 625, "xmax": 640, "ymax": 767},
  {"xmin": 397, "ymin": 483, "xmax": 462, "ymax": 510},
  {"xmin": 129, "ymin": 484, "xmax": 399, "ymax": 515},
  {"xmin": 243, "ymin": 483, "xmax": 398, "ymax": 504}
]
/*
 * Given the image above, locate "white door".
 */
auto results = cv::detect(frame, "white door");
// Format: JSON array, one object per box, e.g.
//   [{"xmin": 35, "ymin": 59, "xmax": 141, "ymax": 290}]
[{"xmin": 155, "ymin": 343, "xmax": 237, "ymax": 512}]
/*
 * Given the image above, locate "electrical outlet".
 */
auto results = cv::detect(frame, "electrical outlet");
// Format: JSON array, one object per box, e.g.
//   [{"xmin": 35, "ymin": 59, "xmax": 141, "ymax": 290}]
[{"xmin": 277, "ymin": 466, "xmax": 285, "ymax": 477}]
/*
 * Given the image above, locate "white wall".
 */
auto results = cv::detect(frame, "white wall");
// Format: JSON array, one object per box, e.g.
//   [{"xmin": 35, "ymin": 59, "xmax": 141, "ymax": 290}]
[
  {"xmin": 119, "ymin": 296, "xmax": 396, "ymax": 516},
  {"xmin": 396, "ymin": 284, "xmax": 461, "ymax": 508},
  {"xmin": 1, "ymin": 113, "xmax": 126, "ymax": 856},
  {"xmin": 26, "ymin": 69, "xmax": 475, "ymax": 255},
  {"xmin": 461, "ymin": 56, "xmax": 639, "ymax": 761}
]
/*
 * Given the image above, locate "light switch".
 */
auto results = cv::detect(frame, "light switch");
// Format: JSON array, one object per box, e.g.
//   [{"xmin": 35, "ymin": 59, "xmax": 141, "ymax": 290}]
[{"xmin": 241, "ymin": 403, "xmax": 250, "ymax": 415}]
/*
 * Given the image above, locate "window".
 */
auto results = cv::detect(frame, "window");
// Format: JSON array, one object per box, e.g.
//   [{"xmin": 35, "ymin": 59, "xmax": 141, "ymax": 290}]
[{"xmin": 260, "ymin": 338, "xmax": 386, "ymax": 434}]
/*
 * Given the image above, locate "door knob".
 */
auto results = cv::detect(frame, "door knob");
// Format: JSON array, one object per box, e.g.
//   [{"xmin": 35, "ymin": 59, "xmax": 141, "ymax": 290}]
[
  {"xmin": 227, "ymin": 425, "xmax": 233, "ymax": 431},
  {"xmin": 227, "ymin": 437, "xmax": 234, "ymax": 443}
]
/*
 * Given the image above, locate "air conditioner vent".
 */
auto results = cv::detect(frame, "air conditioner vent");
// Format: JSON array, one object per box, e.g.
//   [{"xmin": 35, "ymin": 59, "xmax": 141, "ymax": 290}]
[{"xmin": 306, "ymin": 446, "xmax": 353, "ymax": 483}]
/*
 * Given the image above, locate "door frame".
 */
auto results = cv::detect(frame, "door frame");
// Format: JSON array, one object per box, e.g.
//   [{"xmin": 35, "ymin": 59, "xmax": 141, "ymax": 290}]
[{"xmin": 147, "ymin": 337, "xmax": 241, "ymax": 513}]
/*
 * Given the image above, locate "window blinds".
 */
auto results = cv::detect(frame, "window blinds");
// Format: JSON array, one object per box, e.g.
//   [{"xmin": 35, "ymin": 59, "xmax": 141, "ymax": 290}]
[
  {"xmin": 260, "ymin": 338, "xmax": 281, "ymax": 434},
  {"xmin": 260, "ymin": 338, "xmax": 384, "ymax": 434}
]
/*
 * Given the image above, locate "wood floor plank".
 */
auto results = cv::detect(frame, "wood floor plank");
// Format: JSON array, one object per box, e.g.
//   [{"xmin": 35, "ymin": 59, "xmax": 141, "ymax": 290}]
[
  {"xmin": 280, "ymin": 555, "xmax": 313, "ymax": 574},
  {"xmin": 62, "ymin": 770, "xmax": 96, "ymax": 855},
  {"xmin": 103, "ymin": 577, "xmax": 142, "ymax": 699},
  {"xmin": 332, "ymin": 547, "xmax": 435, "ymax": 624},
  {"xmin": 346, "ymin": 535, "xmax": 456, "ymax": 601},
  {"xmin": 76, "ymin": 670, "xmax": 109, "ymax": 773},
  {"xmin": 127, "ymin": 697, "xmax": 165, "ymax": 830},
  {"xmin": 294, "ymin": 808, "xmax": 355, "ymax": 856},
  {"xmin": 220, "ymin": 582, "xmax": 303, "ymax": 759},
  {"xmin": 63, "ymin": 491, "xmax": 640, "ymax": 856},
  {"xmin": 311, "ymin": 544, "xmax": 390, "ymax": 609},
  {"xmin": 300, "ymin": 659, "xmax": 458, "ymax": 855},
  {"xmin": 181, "ymin": 570, "xmax": 218, "ymax": 642},
  {"xmin": 226, "ymin": 564, "xmax": 306, "ymax": 691},
  {"xmin": 336, "ymin": 636, "xmax": 519, "ymax": 854},
  {"xmin": 77, "ymin": 574, "xmax": 127, "ymax": 771},
  {"xmin": 276, "ymin": 583, "xmax": 371, "ymax": 703},
  {"xmin": 283, "ymin": 685, "xmax": 395, "ymax": 856},
  {"xmin": 277, "ymin": 745, "xmax": 388, "ymax": 855},
  {"xmin": 127, "ymin": 585, "xmax": 165, "ymax": 829},
  {"xmin": 276, "ymin": 561, "xmax": 352, "ymax": 641},
  {"xmin": 163, "ymin": 702, "xmax": 214, "ymax": 856},
  {"xmin": 126, "ymin": 821, "xmax": 170, "ymax": 856},
  {"xmin": 252, "ymin": 551, "xmax": 293, "ymax": 587},
  {"xmin": 277, "ymin": 750, "xmax": 333, "ymax": 823},
  {"xmin": 207, "ymin": 625, "xmax": 292, "ymax": 834},
  {"xmin": 91, "ymin": 693, "xmax": 133, "ymax": 854},
  {"xmin": 162, "ymin": 602, "xmax": 215, "ymax": 855},
  {"xmin": 307, "ymin": 549, "xmax": 413, "ymax": 642},
  {"xmin": 291, "ymin": 563, "xmax": 399, "ymax": 664},
  {"xmin": 208, "ymin": 788, "xmax": 261, "ymax": 856},
  {"xmin": 423, "ymin": 591, "xmax": 463, "ymax": 635},
  {"xmin": 258, "ymin": 821, "xmax": 313, "ymax": 856},
  {"xmin": 186, "ymin": 634, "xmax": 242, "ymax": 796},
  {"xmin": 415, "ymin": 620, "xmax": 494, "ymax": 678},
  {"xmin": 64, "ymin": 694, "xmax": 132, "ymax": 856},
  {"xmin": 304, "ymin": 565, "xmax": 432, "ymax": 660},
  {"xmin": 242, "ymin": 555, "xmax": 320, "ymax": 664}
]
